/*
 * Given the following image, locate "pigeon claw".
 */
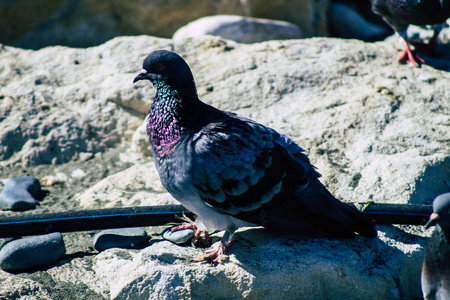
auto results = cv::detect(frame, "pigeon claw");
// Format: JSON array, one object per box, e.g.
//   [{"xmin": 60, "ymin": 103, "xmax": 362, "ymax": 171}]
[
  {"xmin": 171, "ymin": 222, "xmax": 198, "ymax": 232},
  {"xmin": 194, "ymin": 241, "xmax": 235, "ymax": 265},
  {"xmin": 399, "ymin": 42, "xmax": 425, "ymax": 67}
]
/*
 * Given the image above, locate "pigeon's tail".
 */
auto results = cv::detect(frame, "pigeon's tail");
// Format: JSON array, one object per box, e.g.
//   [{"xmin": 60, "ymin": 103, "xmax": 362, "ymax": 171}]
[{"xmin": 258, "ymin": 179, "xmax": 378, "ymax": 239}]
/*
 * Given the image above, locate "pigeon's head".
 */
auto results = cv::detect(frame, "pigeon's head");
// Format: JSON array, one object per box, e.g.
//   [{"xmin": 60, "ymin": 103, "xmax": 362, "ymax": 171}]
[
  {"xmin": 133, "ymin": 50, "xmax": 196, "ymax": 93},
  {"xmin": 426, "ymin": 193, "xmax": 450, "ymax": 230}
]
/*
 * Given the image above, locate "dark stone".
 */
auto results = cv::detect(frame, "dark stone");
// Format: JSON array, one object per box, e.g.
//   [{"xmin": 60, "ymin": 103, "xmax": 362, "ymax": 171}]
[
  {"xmin": 0, "ymin": 176, "xmax": 41, "ymax": 211},
  {"xmin": 93, "ymin": 227, "xmax": 148, "ymax": 252},
  {"xmin": 0, "ymin": 232, "xmax": 66, "ymax": 272}
]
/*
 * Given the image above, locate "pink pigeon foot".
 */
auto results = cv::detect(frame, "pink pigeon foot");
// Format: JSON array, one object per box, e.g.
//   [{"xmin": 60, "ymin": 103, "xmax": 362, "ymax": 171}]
[
  {"xmin": 399, "ymin": 41, "xmax": 425, "ymax": 67},
  {"xmin": 195, "ymin": 240, "xmax": 236, "ymax": 265},
  {"xmin": 400, "ymin": 27, "xmax": 443, "ymax": 67}
]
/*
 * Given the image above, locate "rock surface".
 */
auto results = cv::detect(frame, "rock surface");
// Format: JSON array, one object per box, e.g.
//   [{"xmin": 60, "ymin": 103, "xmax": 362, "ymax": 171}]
[
  {"xmin": 173, "ymin": 15, "xmax": 303, "ymax": 44},
  {"xmin": 0, "ymin": 36, "xmax": 172, "ymax": 167},
  {"xmin": 0, "ymin": 238, "xmax": 14, "ymax": 251},
  {"xmin": 0, "ymin": 0, "xmax": 328, "ymax": 49},
  {"xmin": 0, "ymin": 34, "xmax": 449, "ymax": 298}
]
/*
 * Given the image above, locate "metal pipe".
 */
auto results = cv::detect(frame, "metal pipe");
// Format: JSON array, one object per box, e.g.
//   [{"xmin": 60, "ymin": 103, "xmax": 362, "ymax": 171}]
[
  {"xmin": 0, "ymin": 205, "xmax": 194, "ymax": 238},
  {"xmin": 360, "ymin": 203, "xmax": 432, "ymax": 225},
  {"xmin": 0, "ymin": 203, "xmax": 432, "ymax": 238}
]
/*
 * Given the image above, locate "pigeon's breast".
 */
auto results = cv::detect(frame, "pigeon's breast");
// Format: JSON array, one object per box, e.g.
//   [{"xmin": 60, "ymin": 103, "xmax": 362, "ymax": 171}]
[
  {"xmin": 154, "ymin": 141, "xmax": 251, "ymax": 231},
  {"xmin": 147, "ymin": 118, "xmax": 183, "ymax": 158}
]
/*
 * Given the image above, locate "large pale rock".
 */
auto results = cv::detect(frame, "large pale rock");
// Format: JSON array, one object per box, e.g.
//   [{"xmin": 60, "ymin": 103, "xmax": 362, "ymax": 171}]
[
  {"xmin": 77, "ymin": 162, "xmax": 177, "ymax": 209},
  {"xmin": 173, "ymin": 15, "xmax": 303, "ymax": 44},
  {"xmin": 1, "ymin": 34, "xmax": 450, "ymax": 298},
  {"xmin": 43, "ymin": 230, "xmax": 424, "ymax": 299},
  {"xmin": 0, "ymin": 0, "xmax": 328, "ymax": 49},
  {"xmin": 0, "ymin": 36, "xmax": 171, "ymax": 166}
]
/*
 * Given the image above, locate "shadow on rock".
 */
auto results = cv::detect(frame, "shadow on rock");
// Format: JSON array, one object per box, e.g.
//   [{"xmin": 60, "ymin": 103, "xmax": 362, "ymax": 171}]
[{"xmin": 419, "ymin": 44, "xmax": 450, "ymax": 71}]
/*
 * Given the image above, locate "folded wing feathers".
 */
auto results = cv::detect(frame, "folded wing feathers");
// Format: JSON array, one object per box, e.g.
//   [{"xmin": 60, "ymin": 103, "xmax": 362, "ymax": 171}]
[{"xmin": 191, "ymin": 117, "xmax": 302, "ymax": 215}]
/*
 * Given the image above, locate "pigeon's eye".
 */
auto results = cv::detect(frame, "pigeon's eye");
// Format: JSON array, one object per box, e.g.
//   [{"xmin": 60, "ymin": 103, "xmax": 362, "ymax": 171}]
[{"xmin": 156, "ymin": 63, "xmax": 164, "ymax": 69}]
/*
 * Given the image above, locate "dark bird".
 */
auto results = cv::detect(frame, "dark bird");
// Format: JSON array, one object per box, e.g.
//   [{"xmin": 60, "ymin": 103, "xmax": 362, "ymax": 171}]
[
  {"xmin": 371, "ymin": 0, "xmax": 450, "ymax": 67},
  {"xmin": 422, "ymin": 193, "xmax": 450, "ymax": 300},
  {"xmin": 133, "ymin": 50, "xmax": 377, "ymax": 263}
]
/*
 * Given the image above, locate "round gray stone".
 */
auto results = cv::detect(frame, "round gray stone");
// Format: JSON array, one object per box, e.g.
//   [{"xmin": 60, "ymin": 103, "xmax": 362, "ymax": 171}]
[
  {"xmin": 93, "ymin": 227, "xmax": 149, "ymax": 252},
  {"xmin": 162, "ymin": 228, "xmax": 195, "ymax": 245},
  {"xmin": 0, "ymin": 232, "xmax": 66, "ymax": 272},
  {"xmin": 0, "ymin": 176, "xmax": 41, "ymax": 211}
]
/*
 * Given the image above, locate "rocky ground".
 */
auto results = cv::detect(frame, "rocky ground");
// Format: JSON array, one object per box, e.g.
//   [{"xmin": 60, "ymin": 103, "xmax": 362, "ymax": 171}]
[{"xmin": 0, "ymin": 33, "xmax": 449, "ymax": 299}]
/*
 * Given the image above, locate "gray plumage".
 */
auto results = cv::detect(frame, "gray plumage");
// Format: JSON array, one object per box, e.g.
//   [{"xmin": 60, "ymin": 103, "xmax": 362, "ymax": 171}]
[
  {"xmin": 133, "ymin": 50, "xmax": 377, "ymax": 255},
  {"xmin": 422, "ymin": 193, "xmax": 450, "ymax": 300}
]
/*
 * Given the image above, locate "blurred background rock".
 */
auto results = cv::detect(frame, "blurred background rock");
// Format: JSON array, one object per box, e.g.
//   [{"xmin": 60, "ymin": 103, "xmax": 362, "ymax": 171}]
[
  {"xmin": 0, "ymin": 0, "xmax": 394, "ymax": 50},
  {"xmin": 0, "ymin": 0, "xmax": 328, "ymax": 49}
]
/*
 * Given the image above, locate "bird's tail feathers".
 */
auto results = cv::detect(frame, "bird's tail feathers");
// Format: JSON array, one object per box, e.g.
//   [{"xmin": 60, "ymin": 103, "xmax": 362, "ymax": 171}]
[{"xmin": 296, "ymin": 179, "xmax": 377, "ymax": 238}]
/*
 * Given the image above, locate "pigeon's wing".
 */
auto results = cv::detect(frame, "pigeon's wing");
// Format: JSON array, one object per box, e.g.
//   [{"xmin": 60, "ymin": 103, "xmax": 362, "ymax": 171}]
[
  {"xmin": 190, "ymin": 115, "xmax": 309, "ymax": 216},
  {"xmin": 190, "ymin": 114, "xmax": 377, "ymax": 238}
]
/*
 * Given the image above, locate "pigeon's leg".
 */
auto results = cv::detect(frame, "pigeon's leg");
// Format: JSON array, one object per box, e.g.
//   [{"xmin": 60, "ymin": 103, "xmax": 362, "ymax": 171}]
[
  {"xmin": 399, "ymin": 24, "xmax": 444, "ymax": 66},
  {"xmin": 399, "ymin": 41, "xmax": 425, "ymax": 67},
  {"xmin": 195, "ymin": 229, "xmax": 236, "ymax": 265},
  {"xmin": 171, "ymin": 222, "xmax": 209, "ymax": 245},
  {"xmin": 426, "ymin": 27, "xmax": 441, "ymax": 56}
]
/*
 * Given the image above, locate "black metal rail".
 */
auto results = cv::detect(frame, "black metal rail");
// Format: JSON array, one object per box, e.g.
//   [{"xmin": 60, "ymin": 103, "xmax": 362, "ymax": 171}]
[{"xmin": 0, "ymin": 203, "xmax": 432, "ymax": 238}]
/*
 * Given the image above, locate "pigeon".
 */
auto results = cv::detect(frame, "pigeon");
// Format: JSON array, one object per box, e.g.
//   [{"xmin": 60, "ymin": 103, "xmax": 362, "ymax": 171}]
[
  {"xmin": 133, "ymin": 50, "xmax": 377, "ymax": 263},
  {"xmin": 371, "ymin": 0, "xmax": 450, "ymax": 67},
  {"xmin": 422, "ymin": 193, "xmax": 450, "ymax": 300}
]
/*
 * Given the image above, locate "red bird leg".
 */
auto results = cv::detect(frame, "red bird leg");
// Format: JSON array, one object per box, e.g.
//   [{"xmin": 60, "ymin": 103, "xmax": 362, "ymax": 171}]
[
  {"xmin": 427, "ymin": 28, "xmax": 441, "ymax": 56},
  {"xmin": 195, "ymin": 230, "xmax": 236, "ymax": 264},
  {"xmin": 399, "ymin": 41, "xmax": 425, "ymax": 67}
]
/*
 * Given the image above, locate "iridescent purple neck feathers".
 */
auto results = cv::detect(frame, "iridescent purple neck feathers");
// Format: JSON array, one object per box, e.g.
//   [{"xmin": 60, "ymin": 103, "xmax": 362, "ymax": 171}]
[{"xmin": 147, "ymin": 87, "xmax": 187, "ymax": 158}]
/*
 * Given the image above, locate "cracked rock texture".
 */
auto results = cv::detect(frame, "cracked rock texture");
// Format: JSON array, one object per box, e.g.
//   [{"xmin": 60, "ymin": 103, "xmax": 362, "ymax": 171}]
[{"xmin": 0, "ymin": 34, "xmax": 449, "ymax": 299}]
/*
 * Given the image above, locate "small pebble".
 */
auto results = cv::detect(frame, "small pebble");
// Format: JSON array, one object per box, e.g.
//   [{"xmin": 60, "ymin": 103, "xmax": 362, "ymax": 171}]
[
  {"xmin": 162, "ymin": 228, "xmax": 195, "ymax": 245},
  {"xmin": 0, "ymin": 232, "xmax": 66, "ymax": 272},
  {"xmin": 0, "ymin": 176, "xmax": 41, "ymax": 211},
  {"xmin": 93, "ymin": 227, "xmax": 148, "ymax": 252},
  {"xmin": 71, "ymin": 169, "xmax": 86, "ymax": 178}
]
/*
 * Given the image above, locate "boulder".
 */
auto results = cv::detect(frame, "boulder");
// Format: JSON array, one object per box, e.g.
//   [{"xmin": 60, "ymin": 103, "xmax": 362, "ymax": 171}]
[
  {"xmin": 0, "ymin": 36, "xmax": 171, "ymax": 167},
  {"xmin": 173, "ymin": 15, "xmax": 303, "ymax": 44},
  {"xmin": 0, "ymin": 34, "xmax": 450, "ymax": 298}
]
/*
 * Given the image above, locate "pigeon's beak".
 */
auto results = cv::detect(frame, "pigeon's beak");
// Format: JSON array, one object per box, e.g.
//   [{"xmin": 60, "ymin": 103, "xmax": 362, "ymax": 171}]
[
  {"xmin": 133, "ymin": 69, "xmax": 149, "ymax": 83},
  {"xmin": 425, "ymin": 212, "xmax": 439, "ymax": 229}
]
